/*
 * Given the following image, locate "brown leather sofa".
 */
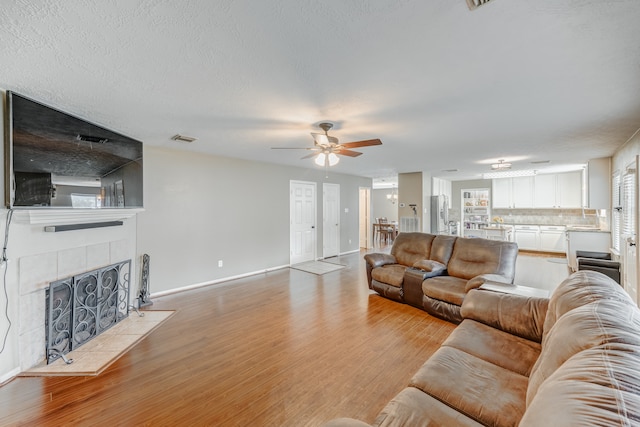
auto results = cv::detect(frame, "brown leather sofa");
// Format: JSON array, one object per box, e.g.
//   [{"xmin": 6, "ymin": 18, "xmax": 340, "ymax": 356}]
[
  {"xmin": 364, "ymin": 233, "xmax": 518, "ymax": 323},
  {"xmin": 323, "ymin": 271, "xmax": 640, "ymax": 426},
  {"xmin": 422, "ymin": 236, "xmax": 518, "ymax": 323},
  {"xmin": 364, "ymin": 232, "xmax": 456, "ymax": 303}
]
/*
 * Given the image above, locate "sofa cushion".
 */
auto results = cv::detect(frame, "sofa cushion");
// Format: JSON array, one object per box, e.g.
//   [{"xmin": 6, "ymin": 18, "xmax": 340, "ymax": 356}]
[
  {"xmin": 460, "ymin": 289, "xmax": 548, "ymax": 343},
  {"xmin": 542, "ymin": 271, "xmax": 634, "ymax": 341},
  {"xmin": 447, "ymin": 237, "xmax": 518, "ymax": 281},
  {"xmin": 443, "ymin": 319, "xmax": 541, "ymax": 376},
  {"xmin": 528, "ymin": 298, "xmax": 640, "ymax": 404},
  {"xmin": 430, "ymin": 235, "xmax": 457, "ymax": 265},
  {"xmin": 410, "ymin": 346, "xmax": 528, "ymax": 427},
  {"xmin": 372, "ymin": 387, "xmax": 484, "ymax": 427},
  {"xmin": 422, "ymin": 276, "xmax": 467, "ymax": 306},
  {"xmin": 390, "ymin": 232, "xmax": 436, "ymax": 267},
  {"xmin": 522, "ymin": 344, "xmax": 640, "ymax": 426},
  {"xmin": 371, "ymin": 265, "xmax": 406, "ymax": 288}
]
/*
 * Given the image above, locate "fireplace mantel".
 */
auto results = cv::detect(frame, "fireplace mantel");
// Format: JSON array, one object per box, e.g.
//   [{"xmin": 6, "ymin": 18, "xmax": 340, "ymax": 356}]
[{"xmin": 11, "ymin": 208, "xmax": 144, "ymax": 226}]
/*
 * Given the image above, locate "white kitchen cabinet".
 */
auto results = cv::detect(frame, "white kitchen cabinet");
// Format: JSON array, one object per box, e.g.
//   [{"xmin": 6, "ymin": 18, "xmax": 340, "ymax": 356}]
[
  {"xmin": 534, "ymin": 171, "xmax": 582, "ymax": 208},
  {"xmin": 514, "ymin": 225, "xmax": 540, "ymax": 250},
  {"xmin": 512, "ymin": 177, "xmax": 534, "ymax": 208},
  {"xmin": 492, "ymin": 177, "xmax": 534, "ymax": 209},
  {"xmin": 557, "ymin": 171, "xmax": 583, "ymax": 208},
  {"xmin": 533, "ymin": 174, "xmax": 557, "ymax": 208},
  {"xmin": 492, "ymin": 179, "xmax": 511, "ymax": 208},
  {"xmin": 539, "ymin": 226, "xmax": 566, "ymax": 253}
]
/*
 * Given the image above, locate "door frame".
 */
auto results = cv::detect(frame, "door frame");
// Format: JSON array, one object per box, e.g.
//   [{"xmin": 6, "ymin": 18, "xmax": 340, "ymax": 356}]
[
  {"xmin": 359, "ymin": 187, "xmax": 371, "ymax": 249},
  {"xmin": 622, "ymin": 158, "xmax": 639, "ymax": 305}
]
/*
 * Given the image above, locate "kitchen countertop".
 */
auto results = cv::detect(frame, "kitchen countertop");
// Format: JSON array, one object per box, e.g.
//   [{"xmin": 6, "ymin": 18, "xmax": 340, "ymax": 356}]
[
  {"xmin": 565, "ymin": 227, "xmax": 610, "ymax": 233},
  {"xmin": 480, "ymin": 225, "xmax": 512, "ymax": 230}
]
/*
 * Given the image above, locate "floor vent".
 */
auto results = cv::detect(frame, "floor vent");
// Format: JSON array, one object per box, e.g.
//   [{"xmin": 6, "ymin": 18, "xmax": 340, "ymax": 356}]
[{"xmin": 466, "ymin": 0, "xmax": 494, "ymax": 11}]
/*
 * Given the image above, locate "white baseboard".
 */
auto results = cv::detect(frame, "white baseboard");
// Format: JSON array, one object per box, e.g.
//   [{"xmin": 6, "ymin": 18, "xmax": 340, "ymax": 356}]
[
  {"xmin": 0, "ymin": 367, "xmax": 20, "ymax": 385},
  {"xmin": 340, "ymin": 248, "xmax": 361, "ymax": 256},
  {"xmin": 150, "ymin": 264, "xmax": 290, "ymax": 298}
]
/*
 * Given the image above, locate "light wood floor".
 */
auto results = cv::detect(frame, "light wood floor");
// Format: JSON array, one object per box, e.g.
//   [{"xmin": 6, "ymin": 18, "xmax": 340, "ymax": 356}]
[{"xmin": 0, "ymin": 247, "xmax": 569, "ymax": 426}]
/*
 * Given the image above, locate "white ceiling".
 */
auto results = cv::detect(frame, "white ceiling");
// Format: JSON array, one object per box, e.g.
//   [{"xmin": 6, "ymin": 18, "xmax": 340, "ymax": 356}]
[{"xmin": 2, "ymin": 1, "xmax": 640, "ymax": 182}]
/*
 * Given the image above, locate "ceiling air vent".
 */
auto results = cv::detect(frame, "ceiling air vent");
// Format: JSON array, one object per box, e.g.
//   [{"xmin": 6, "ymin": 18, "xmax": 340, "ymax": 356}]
[
  {"xmin": 466, "ymin": 0, "xmax": 494, "ymax": 11},
  {"xmin": 171, "ymin": 134, "xmax": 197, "ymax": 143}
]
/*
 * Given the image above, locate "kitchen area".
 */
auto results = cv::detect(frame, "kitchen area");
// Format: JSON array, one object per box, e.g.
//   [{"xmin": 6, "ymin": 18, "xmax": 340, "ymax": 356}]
[{"xmin": 438, "ymin": 158, "xmax": 612, "ymax": 273}]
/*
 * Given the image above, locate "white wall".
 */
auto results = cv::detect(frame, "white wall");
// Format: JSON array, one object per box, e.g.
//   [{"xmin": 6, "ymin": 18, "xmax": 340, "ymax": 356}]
[
  {"xmin": 371, "ymin": 188, "xmax": 398, "ymax": 222},
  {"xmin": 137, "ymin": 146, "xmax": 371, "ymax": 294}
]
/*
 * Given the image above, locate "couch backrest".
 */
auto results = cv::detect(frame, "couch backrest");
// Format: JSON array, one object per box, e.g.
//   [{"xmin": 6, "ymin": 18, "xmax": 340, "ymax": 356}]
[
  {"xmin": 541, "ymin": 271, "xmax": 633, "ymax": 341},
  {"xmin": 430, "ymin": 235, "xmax": 457, "ymax": 265},
  {"xmin": 521, "ymin": 343, "xmax": 640, "ymax": 426},
  {"xmin": 525, "ymin": 271, "xmax": 640, "ymax": 423},
  {"xmin": 446, "ymin": 237, "xmax": 518, "ymax": 281},
  {"xmin": 390, "ymin": 232, "xmax": 437, "ymax": 267}
]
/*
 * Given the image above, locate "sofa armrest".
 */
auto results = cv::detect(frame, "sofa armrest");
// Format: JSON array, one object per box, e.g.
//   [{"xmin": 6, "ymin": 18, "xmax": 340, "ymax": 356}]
[
  {"xmin": 321, "ymin": 418, "xmax": 372, "ymax": 427},
  {"xmin": 364, "ymin": 253, "xmax": 396, "ymax": 269},
  {"xmin": 460, "ymin": 288, "xmax": 549, "ymax": 342},
  {"xmin": 412, "ymin": 259, "xmax": 446, "ymax": 276},
  {"xmin": 465, "ymin": 273, "xmax": 512, "ymax": 292}
]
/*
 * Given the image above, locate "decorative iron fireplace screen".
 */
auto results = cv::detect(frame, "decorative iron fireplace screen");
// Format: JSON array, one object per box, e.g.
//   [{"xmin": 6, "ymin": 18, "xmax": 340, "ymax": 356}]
[{"xmin": 45, "ymin": 260, "xmax": 131, "ymax": 364}]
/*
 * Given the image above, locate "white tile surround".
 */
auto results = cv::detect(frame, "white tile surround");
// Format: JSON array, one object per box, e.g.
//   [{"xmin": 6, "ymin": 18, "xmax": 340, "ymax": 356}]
[{"xmin": 17, "ymin": 240, "xmax": 132, "ymax": 371}]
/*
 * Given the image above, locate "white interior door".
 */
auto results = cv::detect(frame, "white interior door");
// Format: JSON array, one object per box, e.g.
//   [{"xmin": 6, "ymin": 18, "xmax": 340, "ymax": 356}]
[
  {"xmin": 290, "ymin": 181, "xmax": 316, "ymax": 265},
  {"xmin": 323, "ymin": 183, "xmax": 340, "ymax": 258},
  {"xmin": 622, "ymin": 159, "xmax": 639, "ymax": 305}
]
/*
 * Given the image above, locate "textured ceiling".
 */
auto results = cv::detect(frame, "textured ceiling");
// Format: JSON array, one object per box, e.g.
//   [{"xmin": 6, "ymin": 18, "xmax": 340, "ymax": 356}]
[{"xmin": 2, "ymin": 0, "xmax": 640, "ymax": 182}]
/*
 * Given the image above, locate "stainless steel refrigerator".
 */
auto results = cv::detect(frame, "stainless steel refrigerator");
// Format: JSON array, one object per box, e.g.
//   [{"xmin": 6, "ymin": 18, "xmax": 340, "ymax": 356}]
[{"xmin": 430, "ymin": 195, "xmax": 449, "ymax": 234}]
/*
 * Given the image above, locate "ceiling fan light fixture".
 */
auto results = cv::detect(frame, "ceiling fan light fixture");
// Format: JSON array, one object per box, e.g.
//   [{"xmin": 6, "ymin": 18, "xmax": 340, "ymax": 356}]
[{"xmin": 314, "ymin": 152, "xmax": 340, "ymax": 167}]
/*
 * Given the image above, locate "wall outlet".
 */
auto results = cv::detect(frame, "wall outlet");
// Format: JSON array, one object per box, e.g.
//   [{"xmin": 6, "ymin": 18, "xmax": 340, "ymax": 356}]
[
  {"xmin": 218, "ymin": 260, "xmax": 223, "ymax": 268},
  {"xmin": 348, "ymin": 239, "xmax": 352, "ymax": 244}
]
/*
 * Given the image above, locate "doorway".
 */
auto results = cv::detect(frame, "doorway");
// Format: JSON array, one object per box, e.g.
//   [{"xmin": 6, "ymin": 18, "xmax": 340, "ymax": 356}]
[
  {"xmin": 322, "ymin": 183, "xmax": 340, "ymax": 258},
  {"xmin": 290, "ymin": 180, "xmax": 317, "ymax": 265}
]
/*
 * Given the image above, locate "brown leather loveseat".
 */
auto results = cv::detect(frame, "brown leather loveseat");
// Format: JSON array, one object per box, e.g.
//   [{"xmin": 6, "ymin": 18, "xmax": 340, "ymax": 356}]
[
  {"xmin": 323, "ymin": 271, "xmax": 640, "ymax": 426},
  {"xmin": 364, "ymin": 232, "xmax": 518, "ymax": 323}
]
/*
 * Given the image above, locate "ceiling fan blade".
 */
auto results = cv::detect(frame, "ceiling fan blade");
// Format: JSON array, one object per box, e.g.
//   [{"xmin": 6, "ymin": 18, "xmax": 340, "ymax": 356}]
[
  {"xmin": 271, "ymin": 147, "xmax": 319, "ymax": 150},
  {"xmin": 301, "ymin": 152, "xmax": 319, "ymax": 159},
  {"xmin": 340, "ymin": 139, "xmax": 382, "ymax": 149},
  {"xmin": 335, "ymin": 149, "xmax": 363, "ymax": 157}
]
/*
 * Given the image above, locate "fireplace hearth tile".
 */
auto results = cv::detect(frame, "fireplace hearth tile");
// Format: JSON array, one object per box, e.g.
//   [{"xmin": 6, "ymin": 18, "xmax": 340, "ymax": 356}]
[{"xmin": 20, "ymin": 310, "xmax": 175, "ymax": 376}]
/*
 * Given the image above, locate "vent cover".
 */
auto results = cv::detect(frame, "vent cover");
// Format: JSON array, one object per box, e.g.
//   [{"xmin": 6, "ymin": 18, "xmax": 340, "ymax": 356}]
[
  {"xmin": 466, "ymin": 0, "xmax": 494, "ymax": 10},
  {"xmin": 171, "ymin": 134, "xmax": 197, "ymax": 143}
]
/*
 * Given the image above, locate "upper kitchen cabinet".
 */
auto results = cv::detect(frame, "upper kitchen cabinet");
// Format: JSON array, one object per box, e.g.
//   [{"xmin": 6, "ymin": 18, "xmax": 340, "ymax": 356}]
[
  {"xmin": 492, "ymin": 176, "xmax": 534, "ymax": 209},
  {"xmin": 587, "ymin": 158, "xmax": 611, "ymax": 209},
  {"xmin": 534, "ymin": 171, "xmax": 582, "ymax": 208}
]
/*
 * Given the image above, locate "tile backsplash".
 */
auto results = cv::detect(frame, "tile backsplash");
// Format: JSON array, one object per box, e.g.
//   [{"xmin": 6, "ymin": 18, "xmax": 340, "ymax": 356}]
[{"xmin": 449, "ymin": 208, "xmax": 607, "ymax": 228}]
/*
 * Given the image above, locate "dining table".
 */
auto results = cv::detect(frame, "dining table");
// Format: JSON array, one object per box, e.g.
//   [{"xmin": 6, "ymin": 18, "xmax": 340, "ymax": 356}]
[{"xmin": 373, "ymin": 221, "xmax": 398, "ymax": 242}]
